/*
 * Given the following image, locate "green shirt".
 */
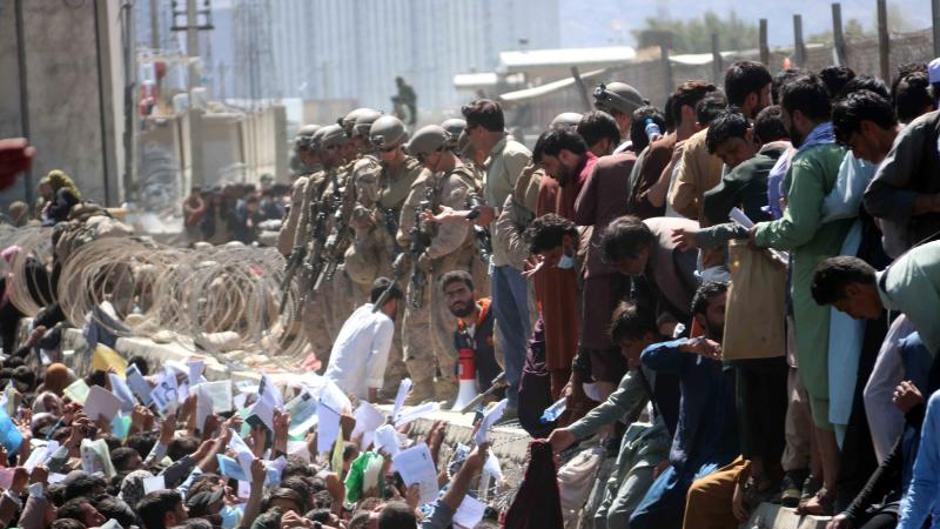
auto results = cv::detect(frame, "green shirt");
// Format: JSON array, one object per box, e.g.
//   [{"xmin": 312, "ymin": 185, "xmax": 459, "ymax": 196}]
[
  {"xmin": 877, "ymin": 240, "xmax": 940, "ymax": 355},
  {"xmin": 754, "ymin": 143, "xmax": 853, "ymax": 404}
]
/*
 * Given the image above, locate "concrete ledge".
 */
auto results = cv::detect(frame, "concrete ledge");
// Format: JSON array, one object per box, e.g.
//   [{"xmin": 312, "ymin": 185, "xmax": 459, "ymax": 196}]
[{"xmin": 743, "ymin": 502, "xmax": 830, "ymax": 529}]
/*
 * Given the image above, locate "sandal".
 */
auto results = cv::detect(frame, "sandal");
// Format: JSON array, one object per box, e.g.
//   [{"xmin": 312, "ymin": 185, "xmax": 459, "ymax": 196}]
[{"xmin": 795, "ymin": 487, "xmax": 834, "ymax": 516}]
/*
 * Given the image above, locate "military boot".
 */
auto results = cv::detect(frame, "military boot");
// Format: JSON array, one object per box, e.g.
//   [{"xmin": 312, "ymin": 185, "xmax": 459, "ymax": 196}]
[
  {"xmin": 405, "ymin": 380, "xmax": 435, "ymax": 406},
  {"xmin": 434, "ymin": 377, "xmax": 458, "ymax": 408}
]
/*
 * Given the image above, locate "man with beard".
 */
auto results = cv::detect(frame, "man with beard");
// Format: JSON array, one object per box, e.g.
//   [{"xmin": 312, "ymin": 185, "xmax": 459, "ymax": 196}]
[
  {"xmin": 749, "ymin": 74, "xmax": 852, "ymax": 516},
  {"xmin": 533, "ymin": 129, "xmax": 596, "ymax": 400},
  {"xmin": 442, "ymin": 270, "xmax": 500, "ymax": 398},
  {"xmin": 629, "ymin": 282, "xmax": 738, "ymax": 529},
  {"xmin": 323, "ymin": 277, "xmax": 402, "ymax": 402}
]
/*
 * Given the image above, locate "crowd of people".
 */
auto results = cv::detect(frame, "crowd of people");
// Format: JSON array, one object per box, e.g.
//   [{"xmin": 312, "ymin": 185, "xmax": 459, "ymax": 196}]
[
  {"xmin": 182, "ymin": 179, "xmax": 289, "ymax": 246},
  {"xmin": 0, "ymin": 49, "xmax": 938, "ymax": 529},
  {"xmin": 274, "ymin": 54, "xmax": 940, "ymax": 529}
]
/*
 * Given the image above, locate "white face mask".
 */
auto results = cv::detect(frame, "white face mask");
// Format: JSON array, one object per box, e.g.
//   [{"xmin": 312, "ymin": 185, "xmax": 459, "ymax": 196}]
[{"xmin": 557, "ymin": 253, "xmax": 576, "ymax": 270}]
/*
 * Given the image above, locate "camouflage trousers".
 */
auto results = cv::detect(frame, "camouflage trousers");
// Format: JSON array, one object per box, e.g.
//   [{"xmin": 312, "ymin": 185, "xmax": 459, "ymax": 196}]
[{"xmin": 402, "ymin": 252, "xmax": 473, "ymax": 385}]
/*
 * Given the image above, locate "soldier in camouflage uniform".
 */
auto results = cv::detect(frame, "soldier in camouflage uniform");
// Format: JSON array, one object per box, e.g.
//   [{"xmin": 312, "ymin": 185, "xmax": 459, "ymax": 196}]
[
  {"xmin": 290, "ymin": 124, "xmax": 348, "ymax": 366},
  {"xmin": 278, "ymin": 124, "xmax": 321, "ymax": 258},
  {"xmin": 345, "ymin": 115, "xmax": 426, "ymax": 397},
  {"xmin": 313, "ymin": 109, "xmax": 384, "ymax": 338},
  {"xmin": 399, "ymin": 125, "xmax": 482, "ymax": 404}
]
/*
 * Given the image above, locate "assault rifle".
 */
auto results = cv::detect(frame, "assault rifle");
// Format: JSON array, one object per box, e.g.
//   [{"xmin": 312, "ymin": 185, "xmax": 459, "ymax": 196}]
[{"xmin": 407, "ymin": 200, "xmax": 432, "ymax": 309}]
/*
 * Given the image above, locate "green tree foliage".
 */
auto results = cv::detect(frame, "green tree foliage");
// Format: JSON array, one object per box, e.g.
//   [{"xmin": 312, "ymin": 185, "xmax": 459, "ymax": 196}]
[{"xmin": 632, "ymin": 11, "xmax": 759, "ymax": 53}]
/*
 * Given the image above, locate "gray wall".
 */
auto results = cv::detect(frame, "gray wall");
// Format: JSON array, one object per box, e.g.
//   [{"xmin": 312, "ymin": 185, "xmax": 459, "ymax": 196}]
[{"xmin": 0, "ymin": 0, "xmax": 124, "ymax": 211}]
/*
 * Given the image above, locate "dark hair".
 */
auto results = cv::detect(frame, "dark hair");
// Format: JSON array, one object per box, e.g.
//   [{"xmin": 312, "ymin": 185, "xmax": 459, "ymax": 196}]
[
  {"xmin": 696, "ymin": 91, "xmax": 729, "ymax": 127},
  {"xmin": 111, "ymin": 446, "xmax": 142, "ymax": 472},
  {"xmin": 810, "ymin": 256, "xmax": 876, "ymax": 305},
  {"xmin": 609, "ymin": 302, "xmax": 658, "ymax": 344},
  {"xmin": 724, "ymin": 61, "xmax": 773, "ymax": 107},
  {"xmin": 891, "ymin": 62, "xmax": 928, "ymax": 101},
  {"xmin": 304, "ymin": 509, "xmax": 333, "ymax": 524},
  {"xmin": 370, "ymin": 277, "xmax": 403, "ymax": 304},
  {"xmin": 126, "ymin": 432, "xmax": 158, "ymax": 460},
  {"xmin": 599, "ymin": 215, "xmax": 655, "ymax": 263},
  {"xmin": 772, "ymin": 68, "xmax": 806, "ymax": 104},
  {"xmin": 441, "ymin": 270, "xmax": 474, "ymax": 292},
  {"xmin": 94, "ymin": 496, "xmax": 138, "ymax": 529},
  {"xmin": 167, "ymin": 435, "xmax": 199, "ymax": 461},
  {"xmin": 524, "ymin": 213, "xmax": 578, "ymax": 254},
  {"xmin": 536, "ymin": 127, "xmax": 588, "ymax": 159},
  {"xmin": 51, "ymin": 519, "xmax": 87, "ymax": 529},
  {"xmin": 818, "ymin": 65, "xmax": 856, "ymax": 100},
  {"xmin": 64, "ymin": 473, "xmax": 107, "ymax": 501},
  {"xmin": 780, "ymin": 74, "xmax": 832, "ymax": 123},
  {"xmin": 894, "ymin": 72, "xmax": 935, "ymax": 123},
  {"xmin": 348, "ymin": 511, "xmax": 372, "ymax": 529},
  {"xmin": 691, "ymin": 281, "xmax": 728, "ymax": 317},
  {"xmin": 753, "ymin": 105, "xmax": 789, "ymax": 144},
  {"xmin": 841, "ymin": 75, "xmax": 890, "ymax": 99},
  {"xmin": 629, "ymin": 105, "xmax": 666, "ymax": 153},
  {"xmin": 128, "ymin": 355, "xmax": 150, "ymax": 376},
  {"xmin": 278, "ymin": 479, "xmax": 313, "ymax": 513},
  {"xmin": 832, "ymin": 90, "xmax": 897, "ymax": 145},
  {"xmin": 577, "ymin": 111, "xmax": 621, "ymax": 150},
  {"xmin": 663, "ymin": 94, "xmax": 676, "ymax": 132},
  {"xmin": 705, "ymin": 110, "xmax": 750, "ymax": 154},
  {"xmin": 58, "ymin": 498, "xmax": 93, "ymax": 522},
  {"xmin": 378, "ymin": 502, "xmax": 417, "ymax": 529},
  {"xmin": 282, "ymin": 456, "xmax": 315, "ymax": 479},
  {"xmin": 461, "ymin": 99, "xmax": 504, "ymax": 132},
  {"xmin": 671, "ymin": 80, "xmax": 718, "ymax": 125},
  {"xmin": 137, "ymin": 491, "xmax": 183, "ymax": 529}
]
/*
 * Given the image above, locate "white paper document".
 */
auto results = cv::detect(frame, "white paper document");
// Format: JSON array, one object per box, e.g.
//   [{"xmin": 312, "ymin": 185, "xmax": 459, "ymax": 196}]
[
  {"xmin": 474, "ymin": 399, "xmax": 508, "ymax": 446},
  {"xmin": 391, "ymin": 442, "xmax": 439, "ymax": 505},
  {"xmin": 453, "ymin": 495, "xmax": 487, "ymax": 529},
  {"xmin": 84, "ymin": 385, "xmax": 122, "ymax": 422},
  {"xmin": 373, "ymin": 424, "xmax": 400, "ymax": 457}
]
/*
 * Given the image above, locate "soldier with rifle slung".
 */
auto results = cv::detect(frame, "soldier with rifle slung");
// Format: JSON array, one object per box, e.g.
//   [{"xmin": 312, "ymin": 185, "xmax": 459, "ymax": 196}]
[{"xmin": 396, "ymin": 125, "xmax": 480, "ymax": 406}]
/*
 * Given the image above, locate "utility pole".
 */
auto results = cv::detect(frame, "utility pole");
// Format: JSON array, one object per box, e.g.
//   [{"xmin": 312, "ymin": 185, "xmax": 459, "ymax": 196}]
[
  {"xmin": 186, "ymin": 0, "xmax": 198, "ymax": 91},
  {"xmin": 877, "ymin": 0, "xmax": 890, "ymax": 81},
  {"xmin": 793, "ymin": 14, "xmax": 806, "ymax": 67},
  {"xmin": 759, "ymin": 19, "xmax": 769, "ymax": 66},
  {"xmin": 832, "ymin": 3, "xmax": 847, "ymax": 66},
  {"xmin": 170, "ymin": 0, "xmax": 214, "ymax": 92},
  {"xmin": 933, "ymin": 0, "xmax": 940, "ymax": 57},
  {"xmin": 149, "ymin": 0, "xmax": 160, "ymax": 50}
]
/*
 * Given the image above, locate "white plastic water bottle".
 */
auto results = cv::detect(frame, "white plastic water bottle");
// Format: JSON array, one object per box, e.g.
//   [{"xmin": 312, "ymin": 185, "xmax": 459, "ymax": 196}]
[{"xmin": 540, "ymin": 396, "xmax": 567, "ymax": 424}]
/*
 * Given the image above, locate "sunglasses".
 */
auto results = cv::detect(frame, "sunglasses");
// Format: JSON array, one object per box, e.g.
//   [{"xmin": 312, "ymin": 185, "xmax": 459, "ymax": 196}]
[{"xmin": 379, "ymin": 145, "xmax": 399, "ymax": 153}]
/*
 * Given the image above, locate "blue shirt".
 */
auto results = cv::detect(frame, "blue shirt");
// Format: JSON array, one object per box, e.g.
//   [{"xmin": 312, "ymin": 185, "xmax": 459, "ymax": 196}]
[
  {"xmin": 898, "ymin": 389, "xmax": 940, "ymax": 529},
  {"xmin": 641, "ymin": 339, "xmax": 738, "ymax": 470}
]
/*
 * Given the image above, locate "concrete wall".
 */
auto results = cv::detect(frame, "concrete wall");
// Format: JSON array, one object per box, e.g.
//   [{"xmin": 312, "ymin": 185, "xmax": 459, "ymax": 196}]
[{"xmin": 0, "ymin": 0, "xmax": 125, "ymax": 210}]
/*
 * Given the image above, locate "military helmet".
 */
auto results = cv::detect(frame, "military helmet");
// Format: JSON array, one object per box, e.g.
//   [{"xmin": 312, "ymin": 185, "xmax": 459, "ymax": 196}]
[
  {"xmin": 294, "ymin": 124, "xmax": 321, "ymax": 150},
  {"xmin": 405, "ymin": 125, "xmax": 450, "ymax": 157},
  {"xmin": 593, "ymin": 82, "xmax": 647, "ymax": 115},
  {"xmin": 318, "ymin": 124, "xmax": 347, "ymax": 149},
  {"xmin": 549, "ymin": 112, "xmax": 583, "ymax": 129},
  {"xmin": 440, "ymin": 118, "xmax": 467, "ymax": 140},
  {"xmin": 352, "ymin": 109, "xmax": 383, "ymax": 139},
  {"xmin": 369, "ymin": 115, "xmax": 407, "ymax": 150},
  {"xmin": 340, "ymin": 108, "xmax": 370, "ymax": 133}
]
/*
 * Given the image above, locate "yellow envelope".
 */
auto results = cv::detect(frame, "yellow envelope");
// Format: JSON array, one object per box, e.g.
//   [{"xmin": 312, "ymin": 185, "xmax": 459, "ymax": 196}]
[{"xmin": 91, "ymin": 344, "xmax": 128, "ymax": 376}]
